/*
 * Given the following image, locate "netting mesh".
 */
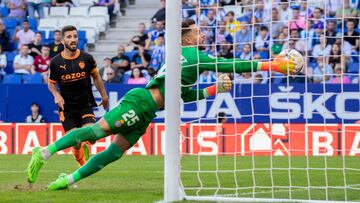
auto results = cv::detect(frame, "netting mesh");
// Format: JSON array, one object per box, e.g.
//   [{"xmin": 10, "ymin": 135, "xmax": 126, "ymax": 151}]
[{"xmin": 179, "ymin": 0, "xmax": 360, "ymax": 201}]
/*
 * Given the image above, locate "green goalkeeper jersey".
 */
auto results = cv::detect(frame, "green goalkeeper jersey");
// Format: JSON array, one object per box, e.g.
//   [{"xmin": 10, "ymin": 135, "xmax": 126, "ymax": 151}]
[{"xmin": 145, "ymin": 46, "xmax": 259, "ymax": 102}]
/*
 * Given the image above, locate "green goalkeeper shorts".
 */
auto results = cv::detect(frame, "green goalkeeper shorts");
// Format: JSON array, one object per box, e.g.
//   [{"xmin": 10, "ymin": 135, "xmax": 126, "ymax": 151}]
[{"xmin": 103, "ymin": 88, "xmax": 158, "ymax": 146}]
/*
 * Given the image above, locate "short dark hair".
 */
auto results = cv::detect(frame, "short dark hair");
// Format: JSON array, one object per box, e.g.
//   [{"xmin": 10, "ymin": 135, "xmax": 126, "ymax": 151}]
[
  {"xmin": 36, "ymin": 31, "xmax": 43, "ymax": 36},
  {"xmin": 54, "ymin": 30, "xmax": 61, "ymax": 34},
  {"xmin": 226, "ymin": 11, "xmax": 235, "ymax": 16},
  {"xmin": 31, "ymin": 102, "xmax": 39, "ymax": 107},
  {"xmin": 260, "ymin": 26, "xmax": 269, "ymax": 31},
  {"xmin": 314, "ymin": 7, "xmax": 323, "ymax": 13},
  {"xmin": 61, "ymin": 25, "xmax": 77, "ymax": 36},
  {"xmin": 182, "ymin": 19, "xmax": 196, "ymax": 35},
  {"xmin": 347, "ymin": 18, "xmax": 357, "ymax": 25},
  {"xmin": 42, "ymin": 45, "xmax": 50, "ymax": 49},
  {"xmin": 23, "ymin": 19, "xmax": 29, "ymax": 24}
]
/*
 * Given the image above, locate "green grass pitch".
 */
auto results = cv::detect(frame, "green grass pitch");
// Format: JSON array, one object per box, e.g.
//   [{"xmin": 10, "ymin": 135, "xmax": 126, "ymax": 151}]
[{"xmin": 0, "ymin": 155, "xmax": 359, "ymax": 202}]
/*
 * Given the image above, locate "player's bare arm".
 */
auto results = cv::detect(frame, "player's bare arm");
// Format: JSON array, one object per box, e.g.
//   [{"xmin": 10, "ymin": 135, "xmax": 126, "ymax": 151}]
[
  {"xmin": 91, "ymin": 69, "xmax": 109, "ymax": 110},
  {"xmin": 48, "ymin": 81, "xmax": 65, "ymax": 110}
]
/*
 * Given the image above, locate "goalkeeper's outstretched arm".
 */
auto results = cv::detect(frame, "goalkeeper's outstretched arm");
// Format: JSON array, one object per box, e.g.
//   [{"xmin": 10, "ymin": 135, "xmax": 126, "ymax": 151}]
[
  {"xmin": 196, "ymin": 49, "xmax": 297, "ymax": 75},
  {"xmin": 181, "ymin": 19, "xmax": 300, "ymax": 75}
]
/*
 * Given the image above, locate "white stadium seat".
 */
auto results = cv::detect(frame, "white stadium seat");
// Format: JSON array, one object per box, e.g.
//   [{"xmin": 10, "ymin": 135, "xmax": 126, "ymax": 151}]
[
  {"xmin": 58, "ymin": 18, "xmax": 78, "ymax": 29},
  {"xmin": 89, "ymin": 6, "xmax": 109, "ymax": 23},
  {"xmin": 77, "ymin": 20, "xmax": 98, "ymax": 44},
  {"xmin": 43, "ymin": 6, "xmax": 49, "ymax": 18},
  {"xmin": 90, "ymin": 16, "xmax": 107, "ymax": 33},
  {"xmin": 223, "ymin": 5, "xmax": 242, "ymax": 18},
  {"xmin": 69, "ymin": 6, "xmax": 89, "ymax": 18},
  {"xmin": 49, "ymin": 7, "xmax": 69, "ymax": 18},
  {"xmin": 79, "ymin": 0, "xmax": 93, "ymax": 7},
  {"xmin": 38, "ymin": 18, "xmax": 58, "ymax": 38}
]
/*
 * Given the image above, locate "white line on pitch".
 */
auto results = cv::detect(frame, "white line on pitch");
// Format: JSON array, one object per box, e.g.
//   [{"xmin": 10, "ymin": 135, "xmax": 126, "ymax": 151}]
[
  {"xmin": 0, "ymin": 170, "xmax": 57, "ymax": 173},
  {"xmin": 238, "ymin": 188, "xmax": 306, "ymax": 196}
]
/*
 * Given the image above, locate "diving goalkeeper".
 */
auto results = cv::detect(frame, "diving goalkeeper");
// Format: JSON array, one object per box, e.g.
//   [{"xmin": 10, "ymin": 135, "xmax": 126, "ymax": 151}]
[{"xmin": 27, "ymin": 19, "xmax": 299, "ymax": 190}]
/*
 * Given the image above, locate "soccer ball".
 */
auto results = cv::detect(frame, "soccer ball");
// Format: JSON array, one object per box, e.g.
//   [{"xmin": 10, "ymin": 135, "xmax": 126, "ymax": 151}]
[{"xmin": 278, "ymin": 49, "xmax": 304, "ymax": 74}]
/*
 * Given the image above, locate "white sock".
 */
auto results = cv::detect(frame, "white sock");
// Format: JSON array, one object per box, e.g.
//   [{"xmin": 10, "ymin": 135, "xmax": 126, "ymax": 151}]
[
  {"xmin": 40, "ymin": 148, "xmax": 51, "ymax": 160},
  {"xmin": 67, "ymin": 174, "xmax": 75, "ymax": 185}
]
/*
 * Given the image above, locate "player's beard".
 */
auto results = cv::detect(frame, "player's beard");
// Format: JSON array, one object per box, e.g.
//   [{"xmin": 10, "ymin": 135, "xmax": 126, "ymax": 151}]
[{"xmin": 65, "ymin": 42, "xmax": 78, "ymax": 52}]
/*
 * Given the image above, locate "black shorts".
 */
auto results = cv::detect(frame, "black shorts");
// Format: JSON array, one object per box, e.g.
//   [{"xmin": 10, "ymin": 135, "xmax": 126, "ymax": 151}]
[{"xmin": 59, "ymin": 107, "xmax": 96, "ymax": 132}]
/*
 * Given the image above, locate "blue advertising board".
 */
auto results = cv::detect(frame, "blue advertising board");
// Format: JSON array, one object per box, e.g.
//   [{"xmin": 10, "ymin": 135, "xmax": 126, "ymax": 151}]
[{"xmin": 1, "ymin": 84, "xmax": 360, "ymax": 123}]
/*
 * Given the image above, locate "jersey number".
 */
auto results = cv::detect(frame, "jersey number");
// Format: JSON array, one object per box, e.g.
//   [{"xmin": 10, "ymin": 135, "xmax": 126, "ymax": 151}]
[{"xmin": 122, "ymin": 110, "xmax": 139, "ymax": 127}]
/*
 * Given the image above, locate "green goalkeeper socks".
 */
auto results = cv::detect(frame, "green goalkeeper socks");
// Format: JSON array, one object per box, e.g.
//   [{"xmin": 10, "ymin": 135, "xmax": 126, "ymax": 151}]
[
  {"xmin": 42, "ymin": 124, "xmax": 106, "ymax": 159},
  {"xmin": 68, "ymin": 143, "xmax": 124, "ymax": 184}
]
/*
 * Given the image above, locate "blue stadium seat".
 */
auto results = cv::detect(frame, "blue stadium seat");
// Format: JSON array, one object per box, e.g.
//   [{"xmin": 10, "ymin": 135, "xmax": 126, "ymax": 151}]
[
  {"xmin": 124, "ymin": 51, "xmax": 138, "ymax": 61},
  {"xmin": 259, "ymin": 51, "xmax": 269, "ymax": 59},
  {"xmin": 352, "ymin": 51, "xmax": 360, "ymax": 62},
  {"xmin": 237, "ymin": 16, "xmax": 251, "ymax": 23},
  {"xmin": 348, "ymin": 62, "xmax": 359, "ymax": 73},
  {"xmin": 308, "ymin": 62, "xmax": 318, "ymax": 69},
  {"xmin": 23, "ymin": 73, "xmax": 43, "ymax": 84},
  {"xmin": 7, "ymin": 41, "xmax": 18, "ymax": 52},
  {"xmin": 0, "ymin": 7, "xmax": 9, "ymax": 17},
  {"xmin": 3, "ymin": 18, "xmax": 17, "ymax": 29},
  {"xmin": 5, "ymin": 51, "xmax": 17, "ymax": 74},
  {"xmin": 37, "ymin": 30, "xmax": 47, "ymax": 44},
  {"xmin": 7, "ymin": 28, "xmax": 16, "ymax": 38},
  {"xmin": 78, "ymin": 30, "xmax": 86, "ymax": 40},
  {"xmin": 78, "ymin": 40, "xmax": 86, "ymax": 50},
  {"xmin": 3, "ymin": 74, "xmax": 22, "ymax": 84},
  {"xmin": 272, "ymin": 73, "xmax": 285, "ymax": 84},
  {"xmin": 77, "ymin": 31, "xmax": 87, "ymax": 50},
  {"xmin": 28, "ymin": 18, "xmax": 38, "ymax": 31},
  {"xmin": 123, "ymin": 73, "xmax": 130, "ymax": 84},
  {"xmin": 48, "ymin": 30, "xmax": 55, "ymax": 41},
  {"xmin": 42, "ymin": 30, "xmax": 53, "ymax": 44}
]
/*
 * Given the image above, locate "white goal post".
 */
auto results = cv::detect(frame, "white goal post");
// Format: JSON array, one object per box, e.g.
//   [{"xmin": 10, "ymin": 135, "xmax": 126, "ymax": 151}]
[
  {"xmin": 164, "ymin": 0, "xmax": 182, "ymax": 201},
  {"xmin": 164, "ymin": 0, "xmax": 360, "ymax": 202}
]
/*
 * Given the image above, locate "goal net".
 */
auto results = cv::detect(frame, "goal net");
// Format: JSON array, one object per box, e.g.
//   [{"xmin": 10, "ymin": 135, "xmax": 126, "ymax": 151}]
[{"xmin": 165, "ymin": 0, "xmax": 360, "ymax": 202}]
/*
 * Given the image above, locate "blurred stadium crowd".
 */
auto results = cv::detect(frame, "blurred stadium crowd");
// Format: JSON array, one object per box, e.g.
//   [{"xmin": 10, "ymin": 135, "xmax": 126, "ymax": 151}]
[{"xmin": 0, "ymin": 0, "xmax": 360, "ymax": 85}]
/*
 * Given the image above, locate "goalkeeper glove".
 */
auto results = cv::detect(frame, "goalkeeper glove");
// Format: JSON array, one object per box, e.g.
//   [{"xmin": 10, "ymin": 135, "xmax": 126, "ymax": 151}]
[
  {"xmin": 203, "ymin": 74, "xmax": 232, "ymax": 98},
  {"xmin": 259, "ymin": 54, "xmax": 297, "ymax": 75}
]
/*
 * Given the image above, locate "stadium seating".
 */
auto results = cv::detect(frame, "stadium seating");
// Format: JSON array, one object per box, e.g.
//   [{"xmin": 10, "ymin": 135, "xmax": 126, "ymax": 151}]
[
  {"xmin": 79, "ymin": 0, "xmax": 93, "ymax": 7},
  {"xmin": 49, "ymin": 7, "xmax": 69, "ymax": 18},
  {"xmin": 348, "ymin": 62, "xmax": 359, "ymax": 73},
  {"xmin": 124, "ymin": 50, "xmax": 138, "ymax": 61},
  {"xmin": 47, "ymin": 30, "xmax": 55, "ymax": 42},
  {"xmin": 77, "ymin": 20, "xmax": 98, "ymax": 44},
  {"xmin": 5, "ymin": 52, "xmax": 17, "ymax": 74},
  {"xmin": 35, "ymin": 5, "xmax": 110, "ymax": 45},
  {"xmin": 69, "ymin": 6, "xmax": 89, "ymax": 18},
  {"xmin": 0, "ymin": 6, "xmax": 9, "ymax": 17},
  {"xmin": 3, "ymin": 74, "xmax": 22, "ymax": 84},
  {"xmin": 352, "ymin": 51, "xmax": 360, "ymax": 62},
  {"xmin": 90, "ymin": 17, "xmax": 107, "ymax": 33},
  {"xmin": 43, "ymin": 6, "xmax": 50, "ymax": 18},
  {"xmin": 58, "ymin": 18, "xmax": 76, "ymax": 29},
  {"xmin": 38, "ymin": 18, "xmax": 58, "ymax": 38},
  {"xmin": 23, "ymin": 73, "xmax": 43, "ymax": 84},
  {"xmin": 89, "ymin": 6, "xmax": 110, "ymax": 24},
  {"xmin": 3, "ymin": 18, "xmax": 17, "ymax": 29},
  {"xmin": 259, "ymin": 51, "xmax": 269, "ymax": 59},
  {"xmin": 78, "ymin": 30, "xmax": 87, "ymax": 50}
]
